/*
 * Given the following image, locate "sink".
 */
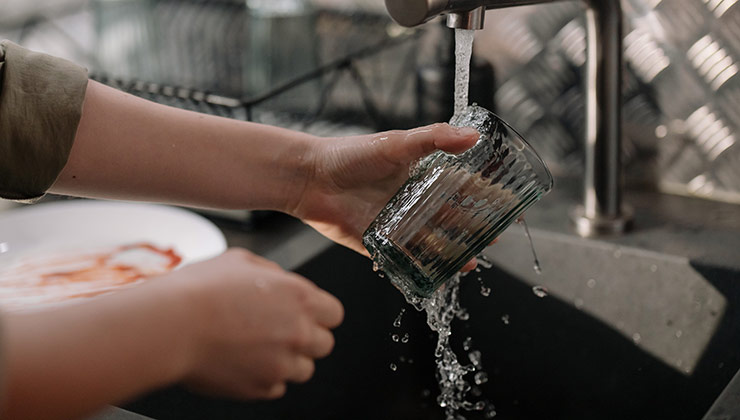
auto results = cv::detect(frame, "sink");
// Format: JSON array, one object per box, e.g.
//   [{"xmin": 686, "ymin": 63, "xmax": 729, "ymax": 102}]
[{"xmin": 122, "ymin": 186, "xmax": 740, "ymax": 420}]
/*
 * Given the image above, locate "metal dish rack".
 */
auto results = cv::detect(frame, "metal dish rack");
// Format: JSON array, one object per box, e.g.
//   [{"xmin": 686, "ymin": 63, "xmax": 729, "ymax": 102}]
[{"xmin": 92, "ymin": 0, "xmax": 429, "ymax": 133}]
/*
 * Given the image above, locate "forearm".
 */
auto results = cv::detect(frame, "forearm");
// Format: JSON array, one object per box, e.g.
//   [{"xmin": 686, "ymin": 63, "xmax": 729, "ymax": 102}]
[
  {"xmin": 2, "ymin": 278, "xmax": 193, "ymax": 420},
  {"xmin": 51, "ymin": 80, "xmax": 316, "ymax": 212}
]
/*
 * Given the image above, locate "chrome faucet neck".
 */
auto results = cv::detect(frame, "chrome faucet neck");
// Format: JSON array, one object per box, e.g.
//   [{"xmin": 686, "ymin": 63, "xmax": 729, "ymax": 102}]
[
  {"xmin": 446, "ymin": 6, "xmax": 485, "ymax": 30},
  {"xmin": 385, "ymin": 0, "xmax": 633, "ymax": 237}
]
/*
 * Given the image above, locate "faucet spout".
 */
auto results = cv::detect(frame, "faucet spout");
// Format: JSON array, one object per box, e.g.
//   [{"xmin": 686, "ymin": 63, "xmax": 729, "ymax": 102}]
[{"xmin": 385, "ymin": 0, "xmax": 633, "ymax": 237}]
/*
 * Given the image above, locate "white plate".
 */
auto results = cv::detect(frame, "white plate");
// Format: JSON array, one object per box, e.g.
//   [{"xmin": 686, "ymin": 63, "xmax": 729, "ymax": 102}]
[{"xmin": 0, "ymin": 200, "xmax": 227, "ymax": 310}]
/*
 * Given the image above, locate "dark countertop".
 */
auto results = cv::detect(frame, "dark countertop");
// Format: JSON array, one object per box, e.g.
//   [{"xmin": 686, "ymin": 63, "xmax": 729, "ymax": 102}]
[{"xmin": 86, "ymin": 179, "xmax": 739, "ymax": 420}]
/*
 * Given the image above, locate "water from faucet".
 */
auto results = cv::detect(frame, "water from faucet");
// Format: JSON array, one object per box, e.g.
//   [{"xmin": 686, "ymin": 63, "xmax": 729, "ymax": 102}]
[{"xmin": 454, "ymin": 29, "xmax": 475, "ymax": 115}]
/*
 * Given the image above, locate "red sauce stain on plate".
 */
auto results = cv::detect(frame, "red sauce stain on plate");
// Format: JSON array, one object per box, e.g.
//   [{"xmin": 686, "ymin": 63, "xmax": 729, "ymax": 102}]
[{"xmin": 0, "ymin": 243, "xmax": 182, "ymax": 311}]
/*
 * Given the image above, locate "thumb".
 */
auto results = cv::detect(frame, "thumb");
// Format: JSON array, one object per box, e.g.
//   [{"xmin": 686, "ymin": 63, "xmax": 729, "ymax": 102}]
[{"xmin": 383, "ymin": 123, "xmax": 479, "ymax": 164}]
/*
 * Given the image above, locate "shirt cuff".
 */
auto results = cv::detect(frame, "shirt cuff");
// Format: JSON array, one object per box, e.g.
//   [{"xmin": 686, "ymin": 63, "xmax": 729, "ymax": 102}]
[{"xmin": 0, "ymin": 40, "xmax": 88, "ymax": 202}]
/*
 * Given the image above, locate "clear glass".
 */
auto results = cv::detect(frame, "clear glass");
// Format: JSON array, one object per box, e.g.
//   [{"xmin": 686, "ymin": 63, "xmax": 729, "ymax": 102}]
[{"xmin": 363, "ymin": 105, "xmax": 554, "ymax": 298}]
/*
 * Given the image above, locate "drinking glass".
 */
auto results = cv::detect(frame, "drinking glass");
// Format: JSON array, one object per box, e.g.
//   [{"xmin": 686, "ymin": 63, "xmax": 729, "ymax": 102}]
[{"xmin": 363, "ymin": 105, "xmax": 553, "ymax": 298}]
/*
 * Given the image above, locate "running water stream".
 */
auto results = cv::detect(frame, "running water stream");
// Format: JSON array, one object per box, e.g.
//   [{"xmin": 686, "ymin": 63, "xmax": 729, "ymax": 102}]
[
  {"xmin": 454, "ymin": 29, "xmax": 475, "ymax": 115},
  {"xmin": 406, "ymin": 29, "xmax": 496, "ymax": 420},
  {"xmin": 382, "ymin": 28, "xmax": 544, "ymax": 420}
]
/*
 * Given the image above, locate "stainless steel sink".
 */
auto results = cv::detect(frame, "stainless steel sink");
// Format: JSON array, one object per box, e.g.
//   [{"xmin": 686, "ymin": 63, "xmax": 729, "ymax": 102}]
[{"xmin": 120, "ymin": 182, "xmax": 740, "ymax": 420}]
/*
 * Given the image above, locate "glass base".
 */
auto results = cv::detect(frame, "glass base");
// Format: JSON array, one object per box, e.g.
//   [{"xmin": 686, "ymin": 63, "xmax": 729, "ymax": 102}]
[{"xmin": 363, "ymin": 231, "xmax": 442, "ymax": 299}]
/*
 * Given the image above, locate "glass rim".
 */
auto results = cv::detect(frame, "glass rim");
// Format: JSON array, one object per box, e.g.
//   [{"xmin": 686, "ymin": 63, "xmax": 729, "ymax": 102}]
[{"xmin": 454, "ymin": 105, "xmax": 554, "ymax": 192}]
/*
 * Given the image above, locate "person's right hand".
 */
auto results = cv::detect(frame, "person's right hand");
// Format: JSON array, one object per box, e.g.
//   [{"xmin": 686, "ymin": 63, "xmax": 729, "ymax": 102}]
[{"xmin": 167, "ymin": 248, "xmax": 344, "ymax": 399}]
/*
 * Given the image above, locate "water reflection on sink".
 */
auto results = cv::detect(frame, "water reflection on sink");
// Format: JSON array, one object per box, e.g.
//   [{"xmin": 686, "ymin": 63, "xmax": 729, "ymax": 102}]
[{"xmin": 125, "ymin": 226, "xmax": 740, "ymax": 420}]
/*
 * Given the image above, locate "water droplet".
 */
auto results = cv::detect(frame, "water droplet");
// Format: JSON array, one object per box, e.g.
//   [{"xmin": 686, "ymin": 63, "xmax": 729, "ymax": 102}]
[
  {"xmin": 650, "ymin": 264, "xmax": 658, "ymax": 273},
  {"xmin": 676, "ymin": 359, "xmax": 683, "ymax": 367},
  {"xmin": 461, "ymin": 401, "xmax": 476, "ymax": 411},
  {"xmin": 392, "ymin": 334, "xmax": 400, "ymax": 342},
  {"xmin": 372, "ymin": 261, "xmax": 379, "ymax": 272},
  {"xmin": 632, "ymin": 333, "xmax": 642, "ymax": 343},
  {"xmin": 468, "ymin": 350, "xmax": 482, "ymax": 367},
  {"xmin": 532, "ymin": 285, "xmax": 548, "ymax": 298},
  {"xmin": 613, "ymin": 249, "xmax": 622, "ymax": 258},
  {"xmin": 401, "ymin": 333, "xmax": 410, "ymax": 343},
  {"xmin": 478, "ymin": 255, "xmax": 493, "ymax": 269},
  {"xmin": 474, "ymin": 401, "xmax": 486, "ymax": 410},
  {"xmin": 675, "ymin": 330, "xmax": 683, "ymax": 338},
  {"xmin": 501, "ymin": 314, "xmax": 510, "ymax": 325},
  {"xmin": 457, "ymin": 309, "xmax": 470, "ymax": 321},
  {"xmin": 587, "ymin": 278, "xmax": 596, "ymax": 288},
  {"xmin": 378, "ymin": 272, "xmax": 385, "ymax": 278},
  {"xmin": 474, "ymin": 371, "xmax": 489, "ymax": 385},
  {"xmin": 475, "ymin": 267, "xmax": 482, "ymax": 273},
  {"xmin": 422, "ymin": 389, "xmax": 431, "ymax": 397},
  {"xmin": 0, "ymin": 242, "xmax": 8, "ymax": 254},
  {"xmin": 463, "ymin": 337, "xmax": 473, "ymax": 351},
  {"xmin": 480, "ymin": 286, "xmax": 491, "ymax": 297},
  {"xmin": 393, "ymin": 308, "xmax": 406, "ymax": 328},
  {"xmin": 533, "ymin": 262, "xmax": 542, "ymax": 274},
  {"xmin": 390, "ymin": 363, "xmax": 397, "ymax": 371},
  {"xmin": 574, "ymin": 298, "xmax": 584, "ymax": 309},
  {"xmin": 408, "ymin": 358, "xmax": 414, "ymax": 364},
  {"xmin": 485, "ymin": 406, "xmax": 498, "ymax": 418}
]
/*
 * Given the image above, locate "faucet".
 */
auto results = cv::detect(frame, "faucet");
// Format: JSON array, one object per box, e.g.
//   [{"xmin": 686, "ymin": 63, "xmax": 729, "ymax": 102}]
[{"xmin": 385, "ymin": 0, "xmax": 633, "ymax": 237}]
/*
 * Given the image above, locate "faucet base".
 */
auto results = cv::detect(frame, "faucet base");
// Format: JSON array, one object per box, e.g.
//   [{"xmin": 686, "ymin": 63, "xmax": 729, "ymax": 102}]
[{"xmin": 570, "ymin": 205, "xmax": 634, "ymax": 238}]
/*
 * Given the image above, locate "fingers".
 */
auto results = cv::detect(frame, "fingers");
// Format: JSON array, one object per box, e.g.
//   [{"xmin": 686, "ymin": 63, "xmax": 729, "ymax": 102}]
[
  {"xmin": 257, "ymin": 356, "xmax": 314, "ymax": 399},
  {"xmin": 382, "ymin": 123, "xmax": 479, "ymax": 164},
  {"xmin": 297, "ymin": 325, "xmax": 335, "ymax": 359},
  {"xmin": 304, "ymin": 285, "xmax": 344, "ymax": 329},
  {"xmin": 264, "ymin": 383, "xmax": 287, "ymax": 399},
  {"xmin": 287, "ymin": 356, "xmax": 316, "ymax": 384}
]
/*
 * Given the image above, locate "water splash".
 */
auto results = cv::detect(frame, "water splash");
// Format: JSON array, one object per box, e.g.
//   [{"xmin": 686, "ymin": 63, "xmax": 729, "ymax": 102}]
[
  {"xmin": 412, "ymin": 274, "xmax": 491, "ymax": 419},
  {"xmin": 390, "ymin": 363, "xmax": 398, "ymax": 371},
  {"xmin": 401, "ymin": 333, "xmax": 410, "ymax": 343}
]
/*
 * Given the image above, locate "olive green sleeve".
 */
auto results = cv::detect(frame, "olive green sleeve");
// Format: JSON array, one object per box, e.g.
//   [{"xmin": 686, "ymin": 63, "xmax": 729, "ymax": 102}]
[{"xmin": 0, "ymin": 40, "xmax": 88, "ymax": 202}]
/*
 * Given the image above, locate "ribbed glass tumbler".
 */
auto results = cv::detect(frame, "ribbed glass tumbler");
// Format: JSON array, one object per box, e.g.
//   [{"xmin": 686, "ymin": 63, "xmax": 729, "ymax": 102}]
[{"xmin": 363, "ymin": 105, "xmax": 554, "ymax": 298}]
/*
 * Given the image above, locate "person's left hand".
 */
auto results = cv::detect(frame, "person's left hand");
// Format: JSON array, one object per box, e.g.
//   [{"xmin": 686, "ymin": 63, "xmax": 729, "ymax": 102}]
[{"xmin": 290, "ymin": 123, "xmax": 481, "ymax": 271}]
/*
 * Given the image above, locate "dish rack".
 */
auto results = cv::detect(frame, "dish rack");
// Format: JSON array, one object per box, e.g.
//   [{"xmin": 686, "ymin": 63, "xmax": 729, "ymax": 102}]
[{"xmin": 92, "ymin": 0, "xmax": 429, "ymax": 132}]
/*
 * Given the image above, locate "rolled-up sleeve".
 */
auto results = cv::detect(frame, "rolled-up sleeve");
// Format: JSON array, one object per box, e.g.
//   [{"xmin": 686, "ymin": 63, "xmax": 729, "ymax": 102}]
[{"xmin": 0, "ymin": 40, "xmax": 88, "ymax": 202}]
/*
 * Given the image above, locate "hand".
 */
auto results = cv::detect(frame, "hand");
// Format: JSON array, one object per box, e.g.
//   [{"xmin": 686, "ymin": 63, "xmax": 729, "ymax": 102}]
[
  {"xmin": 172, "ymin": 249, "xmax": 344, "ymax": 399},
  {"xmin": 292, "ymin": 123, "xmax": 481, "ymax": 271}
]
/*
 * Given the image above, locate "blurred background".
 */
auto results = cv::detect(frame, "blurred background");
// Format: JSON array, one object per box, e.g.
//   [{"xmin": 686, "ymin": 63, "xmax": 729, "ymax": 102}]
[
  {"xmin": 2, "ymin": 3, "xmax": 740, "ymax": 419},
  {"xmin": 0, "ymin": 0, "xmax": 738, "ymax": 205}
]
